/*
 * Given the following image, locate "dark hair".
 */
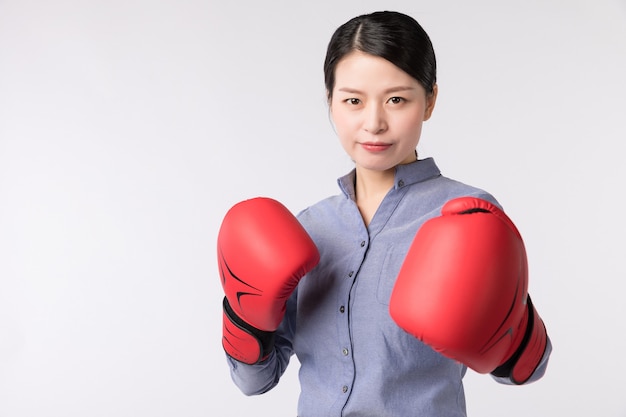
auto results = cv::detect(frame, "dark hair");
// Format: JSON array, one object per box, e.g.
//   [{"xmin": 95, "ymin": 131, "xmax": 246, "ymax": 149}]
[{"xmin": 324, "ymin": 11, "xmax": 437, "ymax": 100}]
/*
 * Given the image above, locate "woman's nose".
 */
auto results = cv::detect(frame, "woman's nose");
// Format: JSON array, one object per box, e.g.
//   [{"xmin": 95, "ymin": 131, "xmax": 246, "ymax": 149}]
[{"xmin": 363, "ymin": 104, "xmax": 387, "ymax": 134}]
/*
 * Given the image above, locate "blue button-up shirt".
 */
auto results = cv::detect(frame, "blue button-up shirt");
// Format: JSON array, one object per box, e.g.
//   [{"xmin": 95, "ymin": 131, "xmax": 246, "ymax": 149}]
[{"xmin": 227, "ymin": 158, "xmax": 551, "ymax": 417}]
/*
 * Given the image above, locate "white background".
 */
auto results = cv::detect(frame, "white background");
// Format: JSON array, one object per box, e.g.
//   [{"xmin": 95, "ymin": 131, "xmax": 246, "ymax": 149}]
[{"xmin": 1, "ymin": 0, "xmax": 625, "ymax": 416}]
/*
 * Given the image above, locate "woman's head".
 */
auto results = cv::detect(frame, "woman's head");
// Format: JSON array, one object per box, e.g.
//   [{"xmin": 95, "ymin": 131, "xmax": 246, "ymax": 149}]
[
  {"xmin": 324, "ymin": 11, "xmax": 437, "ymax": 101},
  {"xmin": 324, "ymin": 12, "xmax": 439, "ymax": 175}
]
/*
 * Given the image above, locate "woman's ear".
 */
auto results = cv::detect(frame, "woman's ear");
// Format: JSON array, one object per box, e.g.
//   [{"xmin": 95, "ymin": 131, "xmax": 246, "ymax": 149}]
[{"xmin": 424, "ymin": 84, "xmax": 438, "ymax": 121}]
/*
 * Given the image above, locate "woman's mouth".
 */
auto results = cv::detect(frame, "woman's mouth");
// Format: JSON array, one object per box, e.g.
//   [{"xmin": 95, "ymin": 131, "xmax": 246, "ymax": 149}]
[{"xmin": 361, "ymin": 142, "xmax": 392, "ymax": 152}]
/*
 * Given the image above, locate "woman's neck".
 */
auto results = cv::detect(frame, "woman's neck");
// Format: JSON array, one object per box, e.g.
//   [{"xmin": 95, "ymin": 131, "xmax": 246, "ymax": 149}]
[
  {"xmin": 354, "ymin": 167, "xmax": 396, "ymax": 226},
  {"xmin": 355, "ymin": 167, "xmax": 395, "ymax": 199}
]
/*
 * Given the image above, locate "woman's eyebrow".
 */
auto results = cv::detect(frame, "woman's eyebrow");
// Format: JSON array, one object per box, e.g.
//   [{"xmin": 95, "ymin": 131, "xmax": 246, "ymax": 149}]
[{"xmin": 336, "ymin": 86, "xmax": 416, "ymax": 94}]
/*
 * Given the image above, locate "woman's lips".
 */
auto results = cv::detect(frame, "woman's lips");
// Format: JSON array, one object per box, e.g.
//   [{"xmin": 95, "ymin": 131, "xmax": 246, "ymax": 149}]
[{"xmin": 361, "ymin": 142, "xmax": 392, "ymax": 152}]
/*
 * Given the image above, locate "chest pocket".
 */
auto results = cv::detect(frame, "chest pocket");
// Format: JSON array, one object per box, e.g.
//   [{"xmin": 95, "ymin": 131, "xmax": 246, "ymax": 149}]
[{"xmin": 375, "ymin": 245, "xmax": 407, "ymax": 305}]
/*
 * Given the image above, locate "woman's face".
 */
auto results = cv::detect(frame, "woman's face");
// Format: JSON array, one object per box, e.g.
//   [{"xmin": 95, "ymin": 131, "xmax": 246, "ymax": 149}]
[{"xmin": 330, "ymin": 51, "xmax": 437, "ymax": 174}]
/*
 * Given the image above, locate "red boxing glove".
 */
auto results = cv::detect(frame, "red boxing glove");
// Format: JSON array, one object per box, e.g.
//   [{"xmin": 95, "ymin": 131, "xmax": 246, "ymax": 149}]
[
  {"xmin": 218, "ymin": 197, "xmax": 319, "ymax": 364},
  {"xmin": 389, "ymin": 197, "xmax": 548, "ymax": 384}
]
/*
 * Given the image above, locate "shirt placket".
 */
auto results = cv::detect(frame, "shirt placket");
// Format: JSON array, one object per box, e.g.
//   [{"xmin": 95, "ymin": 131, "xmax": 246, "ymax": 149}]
[{"xmin": 337, "ymin": 230, "xmax": 370, "ymax": 409}]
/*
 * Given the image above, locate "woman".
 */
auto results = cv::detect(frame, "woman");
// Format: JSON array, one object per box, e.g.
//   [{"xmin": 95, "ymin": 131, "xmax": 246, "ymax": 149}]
[{"xmin": 218, "ymin": 10, "xmax": 551, "ymax": 416}]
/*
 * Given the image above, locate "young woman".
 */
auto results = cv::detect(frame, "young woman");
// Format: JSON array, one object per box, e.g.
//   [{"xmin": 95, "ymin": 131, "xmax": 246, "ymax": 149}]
[{"xmin": 218, "ymin": 11, "xmax": 552, "ymax": 416}]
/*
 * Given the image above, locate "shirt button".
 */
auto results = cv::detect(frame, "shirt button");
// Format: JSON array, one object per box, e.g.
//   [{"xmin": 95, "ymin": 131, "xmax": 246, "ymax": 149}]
[
  {"xmin": 339, "ymin": 306, "xmax": 345, "ymax": 313},
  {"xmin": 342, "ymin": 385, "xmax": 348, "ymax": 393},
  {"xmin": 342, "ymin": 348, "xmax": 349, "ymax": 356},
  {"xmin": 360, "ymin": 241, "xmax": 366, "ymax": 247},
  {"xmin": 398, "ymin": 179, "xmax": 405, "ymax": 187},
  {"xmin": 348, "ymin": 271, "xmax": 354, "ymax": 277}
]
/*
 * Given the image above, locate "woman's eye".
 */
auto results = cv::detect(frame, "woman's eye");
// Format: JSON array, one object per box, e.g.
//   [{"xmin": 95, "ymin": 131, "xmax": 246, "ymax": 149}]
[
  {"xmin": 346, "ymin": 98, "xmax": 361, "ymax": 105},
  {"xmin": 388, "ymin": 97, "xmax": 404, "ymax": 104}
]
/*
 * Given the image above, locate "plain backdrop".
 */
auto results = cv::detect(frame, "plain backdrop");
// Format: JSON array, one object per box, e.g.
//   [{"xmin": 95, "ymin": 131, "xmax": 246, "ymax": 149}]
[{"xmin": 1, "ymin": 0, "xmax": 626, "ymax": 416}]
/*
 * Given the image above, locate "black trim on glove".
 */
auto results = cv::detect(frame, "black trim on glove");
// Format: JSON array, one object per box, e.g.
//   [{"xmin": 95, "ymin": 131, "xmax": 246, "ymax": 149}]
[
  {"xmin": 222, "ymin": 297, "xmax": 276, "ymax": 361},
  {"xmin": 491, "ymin": 295, "xmax": 536, "ymax": 380}
]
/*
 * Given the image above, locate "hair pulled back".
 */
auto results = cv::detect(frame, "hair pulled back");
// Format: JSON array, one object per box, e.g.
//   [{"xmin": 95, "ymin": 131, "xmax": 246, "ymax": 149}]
[{"xmin": 324, "ymin": 11, "xmax": 437, "ymax": 100}]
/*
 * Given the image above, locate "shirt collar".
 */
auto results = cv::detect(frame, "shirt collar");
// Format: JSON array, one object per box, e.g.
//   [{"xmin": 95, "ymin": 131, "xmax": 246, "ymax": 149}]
[{"xmin": 337, "ymin": 157, "xmax": 442, "ymax": 199}]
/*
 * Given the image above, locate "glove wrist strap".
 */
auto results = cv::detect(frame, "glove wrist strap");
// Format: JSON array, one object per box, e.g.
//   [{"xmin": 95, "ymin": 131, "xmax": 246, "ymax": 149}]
[
  {"xmin": 221, "ymin": 297, "xmax": 275, "ymax": 365},
  {"xmin": 491, "ymin": 295, "xmax": 548, "ymax": 384}
]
